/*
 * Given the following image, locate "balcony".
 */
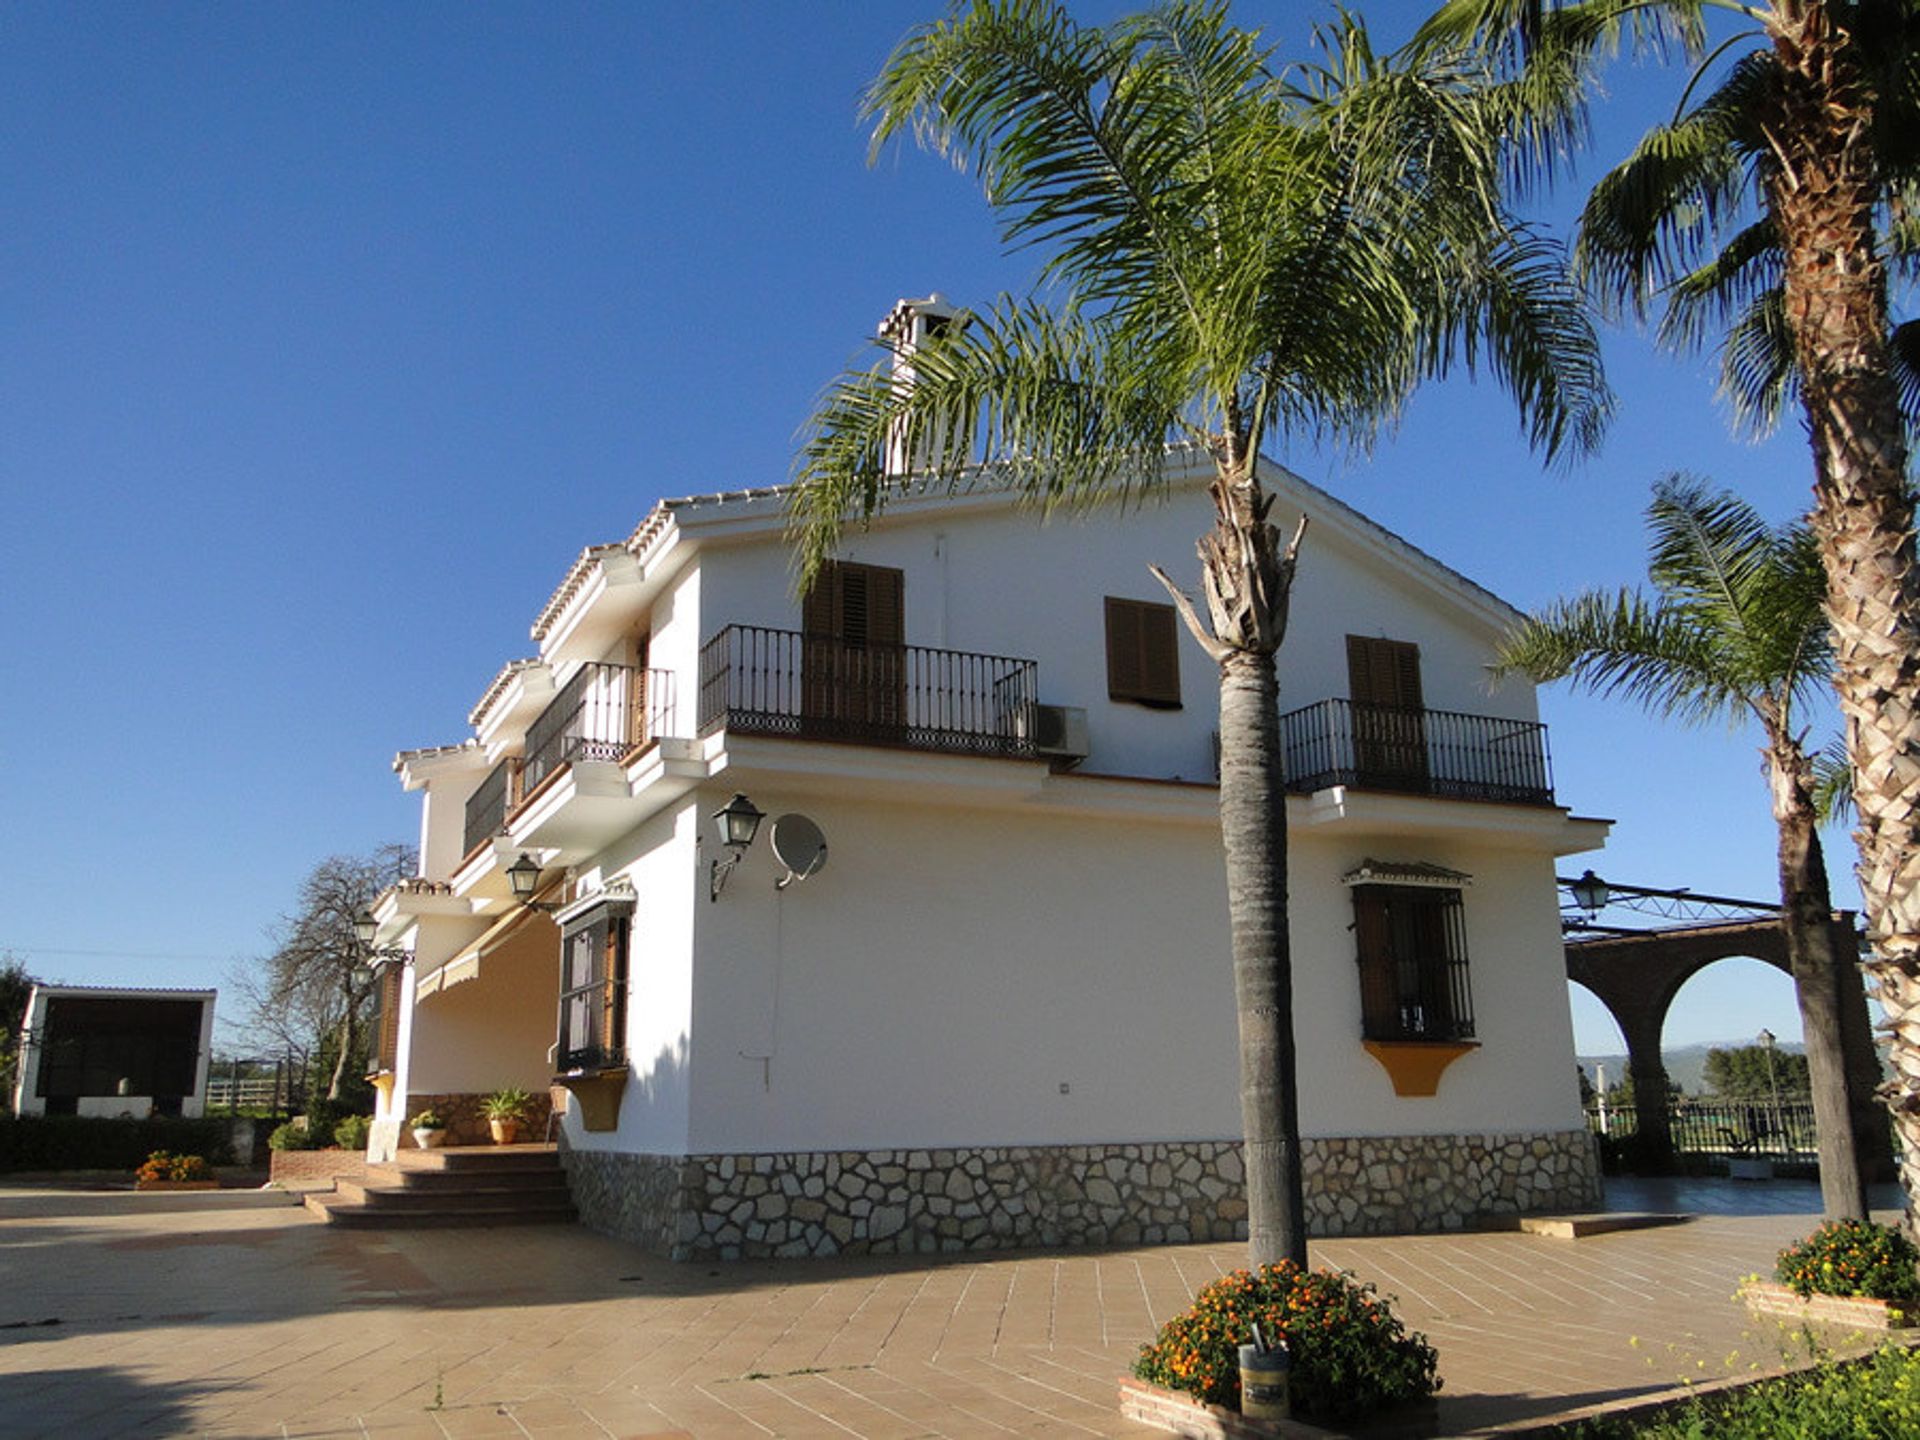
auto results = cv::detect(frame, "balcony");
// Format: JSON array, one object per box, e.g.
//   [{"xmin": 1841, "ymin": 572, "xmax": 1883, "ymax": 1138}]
[
  {"xmin": 459, "ymin": 664, "xmax": 676, "ymax": 863},
  {"xmin": 1280, "ymin": 698, "xmax": 1554, "ymax": 807},
  {"xmin": 697, "ymin": 625, "xmax": 1039, "ymax": 760}
]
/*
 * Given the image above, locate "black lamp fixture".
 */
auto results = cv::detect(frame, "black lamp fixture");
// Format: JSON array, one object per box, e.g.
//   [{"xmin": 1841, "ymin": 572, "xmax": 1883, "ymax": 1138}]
[
  {"xmin": 1569, "ymin": 869, "xmax": 1610, "ymax": 915},
  {"xmin": 352, "ymin": 908, "xmax": 411, "ymax": 968},
  {"xmin": 709, "ymin": 792, "xmax": 766, "ymax": 902},
  {"xmin": 507, "ymin": 852, "xmax": 561, "ymax": 912}
]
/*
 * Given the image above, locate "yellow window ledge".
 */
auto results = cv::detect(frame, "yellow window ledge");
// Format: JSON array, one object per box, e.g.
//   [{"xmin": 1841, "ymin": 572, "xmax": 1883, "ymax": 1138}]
[{"xmin": 1362, "ymin": 1039, "xmax": 1478, "ymax": 1097}]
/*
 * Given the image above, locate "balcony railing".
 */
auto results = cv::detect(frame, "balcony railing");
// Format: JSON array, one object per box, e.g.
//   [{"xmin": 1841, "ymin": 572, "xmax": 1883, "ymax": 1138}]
[
  {"xmin": 1280, "ymin": 698, "xmax": 1554, "ymax": 806},
  {"xmin": 698, "ymin": 625, "xmax": 1039, "ymax": 759},
  {"xmin": 520, "ymin": 663, "xmax": 676, "ymax": 800},
  {"xmin": 463, "ymin": 756, "xmax": 520, "ymax": 857}
]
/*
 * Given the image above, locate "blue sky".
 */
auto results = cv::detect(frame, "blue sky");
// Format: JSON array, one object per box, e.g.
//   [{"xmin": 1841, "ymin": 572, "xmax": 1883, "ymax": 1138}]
[{"xmin": 0, "ymin": 3, "xmax": 1843, "ymax": 1055}]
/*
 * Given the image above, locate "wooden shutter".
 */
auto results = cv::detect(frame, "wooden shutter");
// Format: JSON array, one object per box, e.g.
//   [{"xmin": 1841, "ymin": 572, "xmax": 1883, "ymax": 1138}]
[
  {"xmin": 1105, "ymin": 597, "xmax": 1181, "ymax": 707},
  {"xmin": 375, "ymin": 965, "xmax": 404, "ymax": 1072},
  {"xmin": 801, "ymin": 561, "xmax": 907, "ymax": 733},
  {"xmin": 1346, "ymin": 636, "xmax": 1423, "ymax": 710},
  {"xmin": 1351, "ymin": 887, "xmax": 1399, "ymax": 1040}
]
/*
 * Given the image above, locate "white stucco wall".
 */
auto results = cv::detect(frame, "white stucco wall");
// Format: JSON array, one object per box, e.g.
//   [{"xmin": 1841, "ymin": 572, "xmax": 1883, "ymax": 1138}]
[
  {"xmin": 563, "ymin": 799, "xmax": 701, "ymax": 1154},
  {"xmin": 679, "ymin": 786, "xmax": 1582, "ymax": 1156},
  {"xmin": 690, "ymin": 478, "xmax": 1529, "ymax": 787},
  {"xmin": 405, "ymin": 929, "xmax": 558, "ymax": 1095}
]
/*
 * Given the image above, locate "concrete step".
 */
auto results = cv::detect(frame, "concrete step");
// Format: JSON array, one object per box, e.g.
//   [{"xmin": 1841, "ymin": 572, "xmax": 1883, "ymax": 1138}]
[
  {"xmin": 303, "ymin": 1144, "xmax": 575, "ymax": 1229},
  {"xmin": 1502, "ymin": 1212, "xmax": 1692, "ymax": 1239},
  {"xmin": 395, "ymin": 1144, "xmax": 560, "ymax": 1173},
  {"xmin": 334, "ymin": 1177, "xmax": 570, "ymax": 1209},
  {"xmin": 304, "ymin": 1193, "xmax": 576, "ymax": 1228},
  {"xmin": 361, "ymin": 1164, "xmax": 570, "ymax": 1194}
]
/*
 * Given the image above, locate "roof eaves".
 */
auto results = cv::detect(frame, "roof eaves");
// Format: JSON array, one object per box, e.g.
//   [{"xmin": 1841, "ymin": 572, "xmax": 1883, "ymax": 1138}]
[
  {"xmin": 467, "ymin": 658, "xmax": 544, "ymax": 729},
  {"xmin": 530, "ymin": 543, "xmax": 626, "ymax": 643}
]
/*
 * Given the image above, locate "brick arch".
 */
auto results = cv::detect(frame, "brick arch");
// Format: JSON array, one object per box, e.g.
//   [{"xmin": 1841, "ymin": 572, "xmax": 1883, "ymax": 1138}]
[{"xmin": 1565, "ymin": 917, "xmax": 1887, "ymax": 1172}]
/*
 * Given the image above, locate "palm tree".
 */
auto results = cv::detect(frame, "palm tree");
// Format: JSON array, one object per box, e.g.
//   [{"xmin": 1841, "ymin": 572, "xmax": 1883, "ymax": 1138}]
[
  {"xmin": 1422, "ymin": 0, "xmax": 1920, "ymax": 1229},
  {"xmin": 787, "ymin": 0, "xmax": 1610, "ymax": 1268},
  {"xmin": 1497, "ymin": 477, "xmax": 1870, "ymax": 1219}
]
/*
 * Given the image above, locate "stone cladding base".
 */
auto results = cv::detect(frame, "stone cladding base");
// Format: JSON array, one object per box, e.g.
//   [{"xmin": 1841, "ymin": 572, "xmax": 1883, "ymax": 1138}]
[{"xmin": 562, "ymin": 1129, "xmax": 1598, "ymax": 1261}]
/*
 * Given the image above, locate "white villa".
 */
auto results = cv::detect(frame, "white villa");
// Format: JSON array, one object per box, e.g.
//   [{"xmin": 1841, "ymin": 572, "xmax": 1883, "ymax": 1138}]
[{"xmin": 364, "ymin": 297, "xmax": 1609, "ymax": 1260}]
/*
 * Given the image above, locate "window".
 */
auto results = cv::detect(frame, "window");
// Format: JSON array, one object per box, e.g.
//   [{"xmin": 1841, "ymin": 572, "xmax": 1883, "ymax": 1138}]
[
  {"xmin": 557, "ymin": 904, "xmax": 631, "ymax": 1074},
  {"xmin": 1345, "ymin": 635, "xmax": 1427, "ymax": 786},
  {"xmin": 802, "ymin": 560, "xmax": 907, "ymax": 734},
  {"xmin": 1350, "ymin": 884, "xmax": 1474, "ymax": 1042},
  {"xmin": 372, "ymin": 963, "xmax": 405, "ymax": 1075},
  {"xmin": 1105, "ymin": 597, "xmax": 1181, "ymax": 707}
]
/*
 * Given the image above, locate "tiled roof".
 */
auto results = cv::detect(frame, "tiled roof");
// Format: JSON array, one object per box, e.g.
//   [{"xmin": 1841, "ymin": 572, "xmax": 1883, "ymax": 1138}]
[
  {"xmin": 391, "ymin": 739, "xmax": 481, "ymax": 772},
  {"xmin": 1341, "ymin": 859, "xmax": 1476, "ymax": 889},
  {"xmin": 529, "ymin": 544, "xmax": 627, "ymax": 644},
  {"xmin": 468, "ymin": 658, "xmax": 545, "ymax": 728}
]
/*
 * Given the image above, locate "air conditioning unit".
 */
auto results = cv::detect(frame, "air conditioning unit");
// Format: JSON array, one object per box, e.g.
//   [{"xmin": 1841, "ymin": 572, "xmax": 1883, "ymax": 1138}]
[{"xmin": 1025, "ymin": 704, "xmax": 1090, "ymax": 765}]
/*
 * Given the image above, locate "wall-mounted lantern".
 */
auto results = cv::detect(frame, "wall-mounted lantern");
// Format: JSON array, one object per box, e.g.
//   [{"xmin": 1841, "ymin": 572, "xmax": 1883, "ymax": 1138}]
[{"xmin": 709, "ymin": 793, "xmax": 766, "ymax": 902}]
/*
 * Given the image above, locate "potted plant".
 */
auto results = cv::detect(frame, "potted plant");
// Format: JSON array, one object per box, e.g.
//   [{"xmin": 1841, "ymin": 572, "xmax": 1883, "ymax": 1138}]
[
  {"xmin": 409, "ymin": 1109, "xmax": 446, "ymax": 1149},
  {"xmin": 481, "ymin": 1087, "xmax": 533, "ymax": 1145}
]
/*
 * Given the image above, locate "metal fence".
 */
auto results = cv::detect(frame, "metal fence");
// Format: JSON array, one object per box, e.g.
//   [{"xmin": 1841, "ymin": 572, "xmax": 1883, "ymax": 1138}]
[{"xmin": 1585, "ymin": 1097, "xmax": 1818, "ymax": 1161}]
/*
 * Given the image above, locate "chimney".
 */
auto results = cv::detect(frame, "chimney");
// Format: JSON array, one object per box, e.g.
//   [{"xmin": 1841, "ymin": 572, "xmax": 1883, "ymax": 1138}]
[{"xmin": 880, "ymin": 293, "xmax": 960, "ymax": 478}]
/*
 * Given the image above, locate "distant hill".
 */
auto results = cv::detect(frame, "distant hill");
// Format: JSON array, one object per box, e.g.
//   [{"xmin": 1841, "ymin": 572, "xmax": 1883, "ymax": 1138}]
[{"xmin": 1577, "ymin": 1040, "xmax": 1807, "ymax": 1098}]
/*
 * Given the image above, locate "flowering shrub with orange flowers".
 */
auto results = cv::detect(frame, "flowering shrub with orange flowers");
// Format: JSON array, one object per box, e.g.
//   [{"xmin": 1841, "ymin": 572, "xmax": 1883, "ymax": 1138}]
[
  {"xmin": 1132, "ymin": 1262, "xmax": 1438, "ymax": 1420},
  {"xmin": 134, "ymin": 1151, "xmax": 213, "ymax": 1184},
  {"xmin": 1775, "ymin": 1219, "xmax": 1920, "ymax": 1303}
]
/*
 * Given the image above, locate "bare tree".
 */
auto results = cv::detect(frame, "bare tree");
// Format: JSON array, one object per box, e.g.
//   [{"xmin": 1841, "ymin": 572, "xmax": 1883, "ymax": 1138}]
[{"xmin": 236, "ymin": 845, "xmax": 415, "ymax": 1104}]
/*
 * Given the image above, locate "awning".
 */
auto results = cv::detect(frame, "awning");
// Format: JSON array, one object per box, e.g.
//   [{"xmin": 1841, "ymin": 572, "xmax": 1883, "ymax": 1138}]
[
  {"xmin": 1341, "ymin": 858, "xmax": 1474, "ymax": 889},
  {"xmin": 415, "ymin": 904, "xmax": 541, "ymax": 1001}
]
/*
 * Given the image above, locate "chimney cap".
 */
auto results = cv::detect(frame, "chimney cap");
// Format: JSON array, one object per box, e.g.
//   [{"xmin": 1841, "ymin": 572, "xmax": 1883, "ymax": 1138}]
[{"xmin": 880, "ymin": 292, "xmax": 956, "ymax": 338}]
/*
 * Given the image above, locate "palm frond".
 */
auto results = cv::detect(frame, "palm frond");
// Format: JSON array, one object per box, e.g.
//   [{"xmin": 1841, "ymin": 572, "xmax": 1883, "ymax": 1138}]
[
  {"xmin": 1717, "ymin": 287, "xmax": 1795, "ymax": 438},
  {"xmin": 1575, "ymin": 52, "xmax": 1772, "ymax": 317},
  {"xmin": 1658, "ymin": 218, "xmax": 1781, "ymax": 353},
  {"xmin": 1493, "ymin": 587, "xmax": 1747, "ymax": 727},
  {"xmin": 788, "ymin": 298, "xmax": 1184, "ymax": 586},
  {"xmin": 1811, "ymin": 736, "xmax": 1856, "ymax": 826}
]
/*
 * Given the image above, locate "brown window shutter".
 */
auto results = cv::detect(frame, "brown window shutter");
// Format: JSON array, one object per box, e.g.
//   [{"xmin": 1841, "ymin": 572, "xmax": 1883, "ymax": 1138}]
[
  {"xmin": 1347, "ymin": 636, "xmax": 1422, "ymax": 709},
  {"xmin": 1106, "ymin": 597, "xmax": 1144, "ymax": 699},
  {"xmin": 376, "ymin": 966, "xmax": 403, "ymax": 1072},
  {"xmin": 802, "ymin": 563, "xmax": 836, "ymax": 637},
  {"xmin": 1106, "ymin": 597, "xmax": 1180, "ymax": 707},
  {"xmin": 868, "ymin": 565, "xmax": 904, "ymax": 648}
]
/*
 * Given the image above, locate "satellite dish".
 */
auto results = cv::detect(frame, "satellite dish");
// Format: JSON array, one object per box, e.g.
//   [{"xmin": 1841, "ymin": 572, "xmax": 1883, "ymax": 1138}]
[{"xmin": 770, "ymin": 814, "xmax": 828, "ymax": 891}]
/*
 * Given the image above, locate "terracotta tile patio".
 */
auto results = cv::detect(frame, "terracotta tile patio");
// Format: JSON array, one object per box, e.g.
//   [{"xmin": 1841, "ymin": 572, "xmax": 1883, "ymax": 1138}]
[{"xmin": 0, "ymin": 1178, "xmax": 1899, "ymax": 1437}]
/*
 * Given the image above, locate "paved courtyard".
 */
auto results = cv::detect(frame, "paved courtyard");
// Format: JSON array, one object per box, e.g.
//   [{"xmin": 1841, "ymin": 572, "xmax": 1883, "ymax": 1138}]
[{"xmin": 0, "ymin": 1178, "xmax": 1901, "ymax": 1438}]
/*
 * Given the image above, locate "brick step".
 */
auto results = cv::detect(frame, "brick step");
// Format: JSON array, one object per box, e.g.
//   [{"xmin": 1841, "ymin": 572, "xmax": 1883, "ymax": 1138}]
[
  {"xmin": 304, "ymin": 1193, "xmax": 576, "ymax": 1228},
  {"xmin": 335, "ymin": 1178, "xmax": 570, "ymax": 1209}
]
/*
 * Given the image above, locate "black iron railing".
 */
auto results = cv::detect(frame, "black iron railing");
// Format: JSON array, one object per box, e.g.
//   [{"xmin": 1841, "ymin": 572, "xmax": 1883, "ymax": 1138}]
[
  {"xmin": 521, "ymin": 664, "xmax": 675, "ymax": 798},
  {"xmin": 1586, "ymin": 1097, "xmax": 1816, "ymax": 1161},
  {"xmin": 1281, "ymin": 698, "xmax": 1554, "ymax": 805},
  {"xmin": 697, "ymin": 625, "xmax": 1039, "ymax": 758},
  {"xmin": 463, "ymin": 757, "xmax": 520, "ymax": 857}
]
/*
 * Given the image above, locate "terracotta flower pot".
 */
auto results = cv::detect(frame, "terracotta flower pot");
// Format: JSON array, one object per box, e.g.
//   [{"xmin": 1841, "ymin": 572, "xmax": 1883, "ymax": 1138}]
[{"xmin": 489, "ymin": 1118, "xmax": 522, "ymax": 1145}]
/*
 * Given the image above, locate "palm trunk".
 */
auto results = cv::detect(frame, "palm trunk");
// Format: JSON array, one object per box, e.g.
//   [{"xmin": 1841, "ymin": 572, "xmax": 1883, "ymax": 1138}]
[
  {"xmin": 1765, "ymin": 0, "xmax": 1920, "ymax": 1229},
  {"xmin": 1768, "ymin": 739, "xmax": 1867, "ymax": 1219},
  {"xmin": 1157, "ymin": 444, "xmax": 1309, "ymax": 1269},
  {"xmin": 1219, "ymin": 643, "xmax": 1306, "ymax": 1268}
]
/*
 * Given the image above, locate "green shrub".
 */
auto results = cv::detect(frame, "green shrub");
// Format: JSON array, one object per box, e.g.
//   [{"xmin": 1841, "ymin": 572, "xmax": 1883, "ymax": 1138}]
[
  {"xmin": 1774, "ymin": 1218, "xmax": 1920, "ymax": 1303},
  {"xmin": 267, "ymin": 1119, "xmax": 325, "ymax": 1152},
  {"xmin": 0, "ymin": 1115, "xmax": 235, "ymax": 1173},
  {"xmin": 331, "ymin": 1114, "xmax": 372, "ymax": 1150},
  {"xmin": 1133, "ymin": 1262, "xmax": 1438, "ymax": 1421},
  {"xmin": 1566, "ymin": 1342, "xmax": 1920, "ymax": 1438}
]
